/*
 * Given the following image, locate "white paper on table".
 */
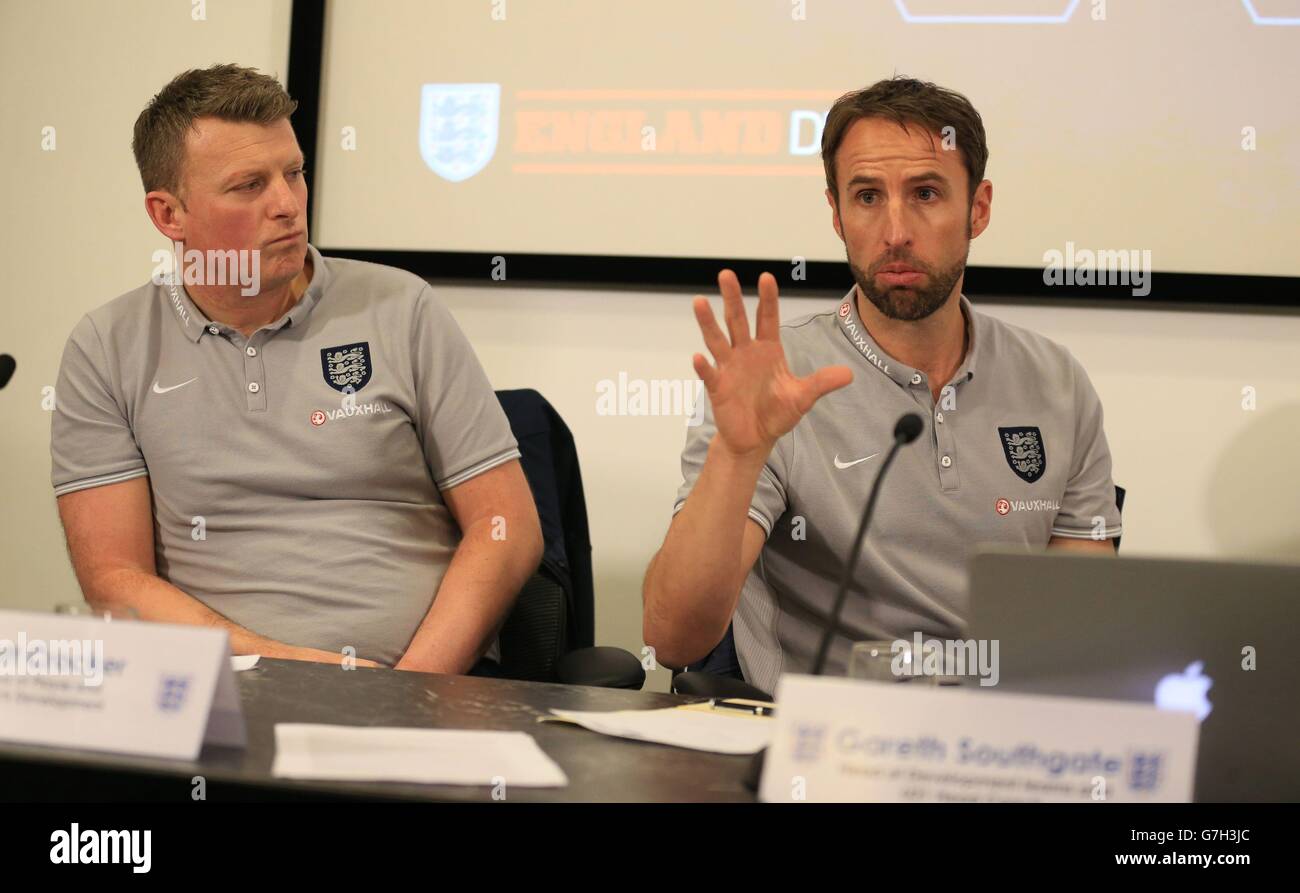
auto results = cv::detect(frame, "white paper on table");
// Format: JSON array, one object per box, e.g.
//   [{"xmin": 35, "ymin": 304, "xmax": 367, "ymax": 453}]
[
  {"xmin": 230, "ymin": 654, "xmax": 260, "ymax": 672},
  {"xmin": 543, "ymin": 706, "xmax": 773, "ymax": 755},
  {"xmin": 271, "ymin": 724, "xmax": 568, "ymax": 787}
]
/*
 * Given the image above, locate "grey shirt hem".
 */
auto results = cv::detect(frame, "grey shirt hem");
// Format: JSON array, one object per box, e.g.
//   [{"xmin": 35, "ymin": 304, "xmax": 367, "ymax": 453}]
[
  {"xmin": 437, "ymin": 446, "xmax": 522, "ymax": 491},
  {"xmin": 53, "ymin": 466, "xmax": 149, "ymax": 497}
]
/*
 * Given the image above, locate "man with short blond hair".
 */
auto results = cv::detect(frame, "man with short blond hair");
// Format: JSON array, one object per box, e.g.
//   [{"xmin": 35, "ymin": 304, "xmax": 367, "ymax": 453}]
[{"xmin": 52, "ymin": 64, "xmax": 542, "ymax": 674}]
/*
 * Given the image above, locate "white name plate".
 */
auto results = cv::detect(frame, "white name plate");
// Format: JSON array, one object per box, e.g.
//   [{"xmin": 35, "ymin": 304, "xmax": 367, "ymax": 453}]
[
  {"xmin": 760, "ymin": 675, "xmax": 1199, "ymax": 803},
  {"xmin": 0, "ymin": 610, "xmax": 246, "ymax": 760}
]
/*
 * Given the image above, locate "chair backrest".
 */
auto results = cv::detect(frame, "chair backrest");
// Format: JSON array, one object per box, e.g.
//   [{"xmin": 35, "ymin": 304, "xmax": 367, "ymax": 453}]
[
  {"xmin": 493, "ymin": 389, "xmax": 596, "ymax": 680},
  {"xmin": 498, "ymin": 566, "xmax": 569, "ymax": 682}
]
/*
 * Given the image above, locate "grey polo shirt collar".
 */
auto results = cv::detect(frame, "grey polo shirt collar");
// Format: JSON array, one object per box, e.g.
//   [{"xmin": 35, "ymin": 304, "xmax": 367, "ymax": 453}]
[
  {"xmin": 835, "ymin": 286, "xmax": 979, "ymax": 394},
  {"xmin": 163, "ymin": 242, "xmax": 330, "ymax": 343}
]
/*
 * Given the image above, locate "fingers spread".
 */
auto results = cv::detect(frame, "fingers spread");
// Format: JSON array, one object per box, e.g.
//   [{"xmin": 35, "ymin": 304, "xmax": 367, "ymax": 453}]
[
  {"xmin": 717, "ymin": 268, "xmax": 752, "ymax": 348},
  {"xmin": 755, "ymin": 271, "xmax": 781, "ymax": 342},
  {"xmin": 692, "ymin": 353, "xmax": 719, "ymax": 391},
  {"xmin": 799, "ymin": 364, "xmax": 853, "ymax": 409},
  {"xmin": 693, "ymin": 295, "xmax": 732, "ymax": 363}
]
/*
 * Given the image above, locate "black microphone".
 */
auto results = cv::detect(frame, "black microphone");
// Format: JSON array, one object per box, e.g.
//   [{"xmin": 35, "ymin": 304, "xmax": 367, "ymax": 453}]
[
  {"xmin": 0, "ymin": 355, "xmax": 14, "ymax": 390},
  {"xmin": 811, "ymin": 411, "xmax": 923, "ymax": 675},
  {"xmin": 744, "ymin": 411, "xmax": 924, "ymax": 792}
]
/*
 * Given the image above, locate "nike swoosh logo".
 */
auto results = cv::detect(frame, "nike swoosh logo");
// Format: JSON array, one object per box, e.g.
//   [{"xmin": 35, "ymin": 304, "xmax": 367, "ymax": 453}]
[
  {"xmin": 152, "ymin": 377, "xmax": 197, "ymax": 395},
  {"xmin": 834, "ymin": 453, "xmax": 879, "ymax": 469}
]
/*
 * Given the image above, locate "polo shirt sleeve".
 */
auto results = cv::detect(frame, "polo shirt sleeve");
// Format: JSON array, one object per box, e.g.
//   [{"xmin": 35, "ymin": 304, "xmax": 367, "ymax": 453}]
[
  {"xmin": 410, "ymin": 286, "xmax": 520, "ymax": 491},
  {"xmin": 672, "ymin": 386, "xmax": 790, "ymax": 538},
  {"xmin": 50, "ymin": 315, "xmax": 149, "ymax": 497},
  {"xmin": 1050, "ymin": 353, "xmax": 1123, "ymax": 540}
]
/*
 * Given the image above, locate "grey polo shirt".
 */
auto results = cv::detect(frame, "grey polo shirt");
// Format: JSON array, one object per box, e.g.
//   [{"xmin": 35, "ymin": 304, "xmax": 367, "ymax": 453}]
[
  {"xmin": 51, "ymin": 243, "xmax": 519, "ymax": 666},
  {"xmin": 674, "ymin": 288, "xmax": 1122, "ymax": 694}
]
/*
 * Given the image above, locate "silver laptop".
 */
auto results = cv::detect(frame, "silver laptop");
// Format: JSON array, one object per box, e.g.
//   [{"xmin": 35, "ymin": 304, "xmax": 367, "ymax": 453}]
[{"xmin": 967, "ymin": 550, "xmax": 1299, "ymax": 802}]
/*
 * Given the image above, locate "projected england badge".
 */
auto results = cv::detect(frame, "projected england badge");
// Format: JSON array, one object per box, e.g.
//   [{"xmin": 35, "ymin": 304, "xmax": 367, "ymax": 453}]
[{"xmin": 419, "ymin": 84, "xmax": 500, "ymax": 182}]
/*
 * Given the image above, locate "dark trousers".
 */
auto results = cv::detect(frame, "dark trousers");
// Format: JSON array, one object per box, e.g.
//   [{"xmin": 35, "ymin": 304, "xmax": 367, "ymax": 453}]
[
  {"xmin": 685, "ymin": 623, "xmax": 745, "ymax": 680},
  {"xmin": 468, "ymin": 657, "xmax": 502, "ymax": 678}
]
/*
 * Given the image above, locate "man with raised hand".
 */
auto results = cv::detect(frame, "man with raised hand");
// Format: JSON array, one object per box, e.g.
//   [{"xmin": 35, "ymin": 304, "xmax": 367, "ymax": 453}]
[{"xmin": 643, "ymin": 77, "xmax": 1120, "ymax": 693}]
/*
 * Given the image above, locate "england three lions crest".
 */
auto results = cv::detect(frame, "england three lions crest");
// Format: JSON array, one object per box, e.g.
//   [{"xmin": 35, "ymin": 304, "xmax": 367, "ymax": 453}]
[
  {"xmin": 419, "ymin": 83, "xmax": 500, "ymax": 183},
  {"xmin": 999, "ymin": 426, "xmax": 1046, "ymax": 483},
  {"xmin": 321, "ymin": 342, "xmax": 372, "ymax": 393}
]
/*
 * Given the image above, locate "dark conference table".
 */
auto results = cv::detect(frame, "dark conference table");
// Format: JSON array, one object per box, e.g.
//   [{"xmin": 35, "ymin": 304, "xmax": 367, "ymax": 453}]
[{"xmin": 0, "ymin": 658, "xmax": 758, "ymax": 802}]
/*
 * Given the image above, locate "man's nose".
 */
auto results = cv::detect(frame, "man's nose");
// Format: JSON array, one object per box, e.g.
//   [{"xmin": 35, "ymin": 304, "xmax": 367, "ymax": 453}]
[
  {"xmin": 267, "ymin": 175, "xmax": 299, "ymax": 217},
  {"xmin": 883, "ymin": 197, "xmax": 913, "ymax": 249}
]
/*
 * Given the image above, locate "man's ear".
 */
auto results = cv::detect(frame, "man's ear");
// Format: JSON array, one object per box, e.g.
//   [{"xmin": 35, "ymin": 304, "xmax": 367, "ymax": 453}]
[
  {"xmin": 968, "ymin": 179, "xmax": 992, "ymax": 240},
  {"xmin": 826, "ymin": 188, "xmax": 844, "ymax": 242},
  {"xmin": 144, "ymin": 190, "xmax": 186, "ymax": 243}
]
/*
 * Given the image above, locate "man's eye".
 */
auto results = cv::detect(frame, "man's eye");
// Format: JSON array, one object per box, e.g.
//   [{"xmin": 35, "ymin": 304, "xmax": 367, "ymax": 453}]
[
  {"xmin": 918, "ymin": 187, "xmax": 937, "ymax": 200},
  {"xmin": 857, "ymin": 191, "xmax": 877, "ymax": 204},
  {"xmin": 288, "ymin": 167, "xmax": 306, "ymax": 179},
  {"xmin": 239, "ymin": 180, "xmax": 260, "ymax": 191}
]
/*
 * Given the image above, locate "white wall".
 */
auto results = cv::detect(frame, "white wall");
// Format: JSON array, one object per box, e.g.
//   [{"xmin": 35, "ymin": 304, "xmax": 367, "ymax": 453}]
[
  {"xmin": 3, "ymin": 2, "xmax": 1297, "ymax": 696},
  {"xmin": 0, "ymin": 0, "xmax": 293, "ymax": 608}
]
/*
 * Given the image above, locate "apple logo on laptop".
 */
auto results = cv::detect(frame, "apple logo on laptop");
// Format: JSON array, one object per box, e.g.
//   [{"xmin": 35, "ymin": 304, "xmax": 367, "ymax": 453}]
[{"xmin": 1155, "ymin": 661, "xmax": 1213, "ymax": 722}]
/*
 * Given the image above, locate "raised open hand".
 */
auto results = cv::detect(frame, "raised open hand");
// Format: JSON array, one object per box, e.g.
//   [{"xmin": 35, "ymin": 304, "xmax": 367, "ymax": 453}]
[{"xmin": 692, "ymin": 270, "xmax": 852, "ymax": 459}]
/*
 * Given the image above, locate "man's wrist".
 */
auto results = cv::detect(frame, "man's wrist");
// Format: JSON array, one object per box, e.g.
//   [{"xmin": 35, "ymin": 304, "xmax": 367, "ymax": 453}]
[{"xmin": 707, "ymin": 435, "xmax": 771, "ymax": 475}]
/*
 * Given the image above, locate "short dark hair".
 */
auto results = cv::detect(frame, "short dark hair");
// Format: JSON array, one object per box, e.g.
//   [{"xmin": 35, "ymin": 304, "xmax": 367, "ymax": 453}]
[
  {"xmin": 821, "ymin": 76, "xmax": 988, "ymax": 204},
  {"xmin": 132, "ymin": 63, "xmax": 297, "ymax": 198}
]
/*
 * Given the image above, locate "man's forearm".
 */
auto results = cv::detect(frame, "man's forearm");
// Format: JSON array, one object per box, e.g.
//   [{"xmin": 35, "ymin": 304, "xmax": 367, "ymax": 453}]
[
  {"xmin": 1047, "ymin": 535, "xmax": 1115, "ymax": 554},
  {"xmin": 643, "ymin": 437, "xmax": 767, "ymax": 665},
  {"xmin": 84, "ymin": 567, "xmax": 320, "ymax": 659},
  {"xmin": 396, "ymin": 517, "xmax": 542, "ymax": 675}
]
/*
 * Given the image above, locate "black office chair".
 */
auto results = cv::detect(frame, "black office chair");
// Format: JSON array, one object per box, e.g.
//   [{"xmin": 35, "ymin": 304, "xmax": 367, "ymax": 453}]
[
  {"xmin": 494, "ymin": 389, "xmax": 645, "ymax": 689},
  {"xmin": 672, "ymin": 624, "xmax": 771, "ymax": 701},
  {"xmin": 673, "ymin": 484, "xmax": 1128, "ymax": 697}
]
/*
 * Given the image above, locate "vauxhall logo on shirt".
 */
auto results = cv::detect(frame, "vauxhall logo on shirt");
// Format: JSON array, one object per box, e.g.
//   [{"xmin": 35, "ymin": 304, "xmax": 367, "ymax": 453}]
[
  {"xmin": 311, "ymin": 341, "xmax": 393, "ymax": 427},
  {"xmin": 995, "ymin": 426, "xmax": 1058, "ymax": 515},
  {"xmin": 838, "ymin": 301, "xmax": 891, "ymax": 374}
]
